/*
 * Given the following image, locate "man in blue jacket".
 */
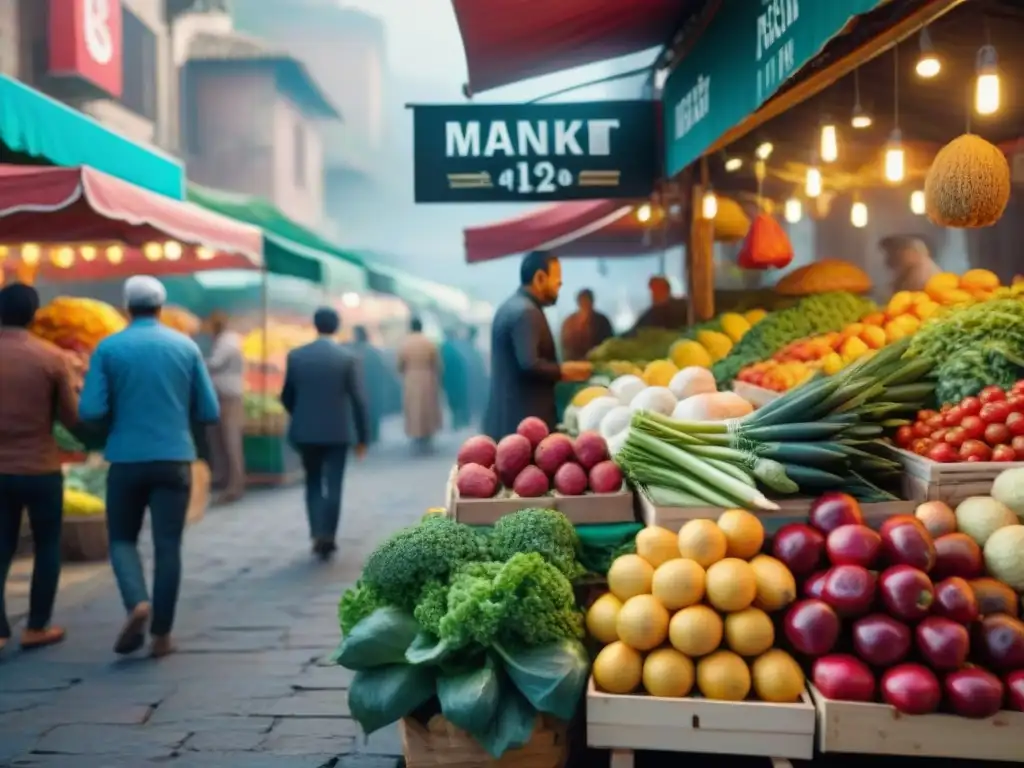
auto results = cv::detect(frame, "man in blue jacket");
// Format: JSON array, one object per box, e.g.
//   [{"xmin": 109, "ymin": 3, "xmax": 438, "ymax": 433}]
[{"xmin": 79, "ymin": 276, "xmax": 220, "ymax": 658}]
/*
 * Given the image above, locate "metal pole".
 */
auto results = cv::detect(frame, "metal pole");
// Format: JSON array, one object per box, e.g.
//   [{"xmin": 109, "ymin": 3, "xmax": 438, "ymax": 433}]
[{"xmin": 260, "ymin": 266, "xmax": 269, "ymax": 436}]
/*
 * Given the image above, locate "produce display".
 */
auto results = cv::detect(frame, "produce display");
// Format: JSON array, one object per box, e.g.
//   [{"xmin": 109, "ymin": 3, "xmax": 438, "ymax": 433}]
[
  {"xmin": 777, "ymin": 491, "xmax": 1024, "ymax": 718},
  {"xmin": 335, "ymin": 510, "xmax": 590, "ymax": 757},
  {"xmin": 160, "ymin": 305, "xmax": 201, "ymax": 337},
  {"xmin": 454, "ymin": 419, "xmax": 623, "ymax": 499},
  {"xmin": 30, "ymin": 296, "xmax": 126, "ymax": 352},
  {"xmin": 590, "ymin": 511, "xmax": 806, "ymax": 703},
  {"xmin": 63, "ymin": 463, "xmax": 107, "ymax": 516},
  {"xmin": 774, "ymin": 259, "xmax": 872, "ymax": 297},
  {"xmin": 242, "ymin": 321, "xmax": 316, "ymax": 365},
  {"xmin": 243, "ymin": 391, "xmax": 286, "ymax": 420}
]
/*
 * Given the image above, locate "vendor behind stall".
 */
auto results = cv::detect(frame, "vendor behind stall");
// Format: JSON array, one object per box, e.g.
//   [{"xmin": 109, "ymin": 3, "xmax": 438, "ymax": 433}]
[
  {"xmin": 880, "ymin": 235, "xmax": 941, "ymax": 295},
  {"xmin": 626, "ymin": 275, "xmax": 688, "ymax": 334},
  {"xmin": 559, "ymin": 288, "xmax": 613, "ymax": 361}
]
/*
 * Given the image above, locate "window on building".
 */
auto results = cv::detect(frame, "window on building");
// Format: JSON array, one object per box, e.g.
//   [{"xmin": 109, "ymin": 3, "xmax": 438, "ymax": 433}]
[
  {"xmin": 293, "ymin": 122, "xmax": 306, "ymax": 188},
  {"xmin": 120, "ymin": 7, "xmax": 157, "ymax": 120}
]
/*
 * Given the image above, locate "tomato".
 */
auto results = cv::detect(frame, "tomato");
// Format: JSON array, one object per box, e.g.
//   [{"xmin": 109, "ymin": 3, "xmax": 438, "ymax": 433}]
[
  {"xmin": 918, "ymin": 409, "xmax": 939, "ymax": 422},
  {"xmin": 992, "ymin": 445, "xmax": 1018, "ymax": 462},
  {"xmin": 931, "ymin": 427, "xmax": 949, "ymax": 443},
  {"xmin": 912, "ymin": 438, "xmax": 935, "ymax": 456},
  {"xmin": 958, "ymin": 396, "xmax": 982, "ymax": 417},
  {"xmin": 1012, "ymin": 434, "xmax": 1024, "ymax": 459},
  {"xmin": 944, "ymin": 427, "xmax": 968, "ymax": 447},
  {"xmin": 1007, "ymin": 393, "xmax": 1024, "ymax": 413},
  {"xmin": 960, "ymin": 439, "xmax": 992, "ymax": 461},
  {"xmin": 943, "ymin": 407, "xmax": 964, "ymax": 427},
  {"xmin": 960, "ymin": 415, "xmax": 986, "ymax": 440},
  {"xmin": 895, "ymin": 424, "xmax": 915, "ymax": 448},
  {"xmin": 966, "ymin": 455, "xmax": 983, "ymax": 463},
  {"xmin": 927, "ymin": 442, "xmax": 958, "ymax": 463},
  {"xmin": 980, "ymin": 401, "xmax": 1012, "ymax": 425},
  {"xmin": 979, "ymin": 386, "xmax": 1007, "ymax": 404},
  {"xmin": 1006, "ymin": 411, "xmax": 1024, "ymax": 437},
  {"xmin": 940, "ymin": 402, "xmax": 954, "ymax": 413},
  {"xmin": 1012, "ymin": 380, "xmax": 1024, "ymax": 396},
  {"xmin": 912, "ymin": 421, "xmax": 933, "ymax": 438},
  {"xmin": 985, "ymin": 422, "xmax": 1012, "ymax": 446}
]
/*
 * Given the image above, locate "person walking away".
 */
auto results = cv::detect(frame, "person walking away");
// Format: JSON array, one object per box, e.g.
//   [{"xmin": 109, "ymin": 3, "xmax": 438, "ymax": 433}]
[
  {"xmin": 398, "ymin": 317, "xmax": 443, "ymax": 452},
  {"xmin": 204, "ymin": 311, "xmax": 245, "ymax": 503},
  {"xmin": 484, "ymin": 251, "xmax": 592, "ymax": 440},
  {"xmin": 79, "ymin": 276, "xmax": 220, "ymax": 658},
  {"xmin": 560, "ymin": 288, "xmax": 614, "ymax": 361},
  {"xmin": 460, "ymin": 326, "xmax": 488, "ymax": 425},
  {"xmin": 880, "ymin": 235, "xmax": 941, "ymax": 295},
  {"xmin": 281, "ymin": 308, "xmax": 368, "ymax": 559},
  {"xmin": 0, "ymin": 283, "xmax": 78, "ymax": 652},
  {"xmin": 440, "ymin": 328, "xmax": 471, "ymax": 429},
  {"xmin": 627, "ymin": 275, "xmax": 689, "ymax": 334},
  {"xmin": 346, "ymin": 326, "xmax": 383, "ymax": 445}
]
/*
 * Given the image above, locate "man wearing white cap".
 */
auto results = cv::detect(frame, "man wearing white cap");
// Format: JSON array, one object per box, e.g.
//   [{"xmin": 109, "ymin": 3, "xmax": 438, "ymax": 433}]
[{"xmin": 80, "ymin": 275, "xmax": 220, "ymax": 657}]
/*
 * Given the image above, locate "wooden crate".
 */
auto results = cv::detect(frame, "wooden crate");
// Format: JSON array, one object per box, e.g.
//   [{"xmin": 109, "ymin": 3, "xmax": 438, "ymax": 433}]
[
  {"xmin": 881, "ymin": 444, "xmax": 1023, "ymax": 506},
  {"xmin": 400, "ymin": 714, "xmax": 567, "ymax": 768},
  {"xmin": 810, "ymin": 684, "xmax": 1024, "ymax": 760},
  {"xmin": 587, "ymin": 678, "xmax": 814, "ymax": 767},
  {"xmin": 637, "ymin": 490, "xmax": 916, "ymax": 534},
  {"xmin": 732, "ymin": 381, "xmax": 783, "ymax": 409},
  {"xmin": 445, "ymin": 466, "xmax": 637, "ymax": 525}
]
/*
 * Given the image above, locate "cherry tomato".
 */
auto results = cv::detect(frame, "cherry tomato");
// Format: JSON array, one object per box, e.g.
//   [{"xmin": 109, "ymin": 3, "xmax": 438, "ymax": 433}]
[
  {"xmin": 918, "ymin": 409, "xmax": 939, "ymax": 422},
  {"xmin": 980, "ymin": 401, "xmax": 1012, "ymax": 425},
  {"xmin": 913, "ymin": 421, "xmax": 933, "ymax": 438},
  {"xmin": 985, "ymin": 423, "xmax": 1012, "ymax": 446},
  {"xmin": 960, "ymin": 415, "xmax": 986, "ymax": 440},
  {"xmin": 1012, "ymin": 434, "xmax": 1024, "ymax": 459},
  {"xmin": 966, "ymin": 455, "xmax": 983, "ymax": 463},
  {"xmin": 944, "ymin": 427, "xmax": 967, "ymax": 447},
  {"xmin": 979, "ymin": 386, "xmax": 1007, "ymax": 404},
  {"xmin": 895, "ymin": 424, "xmax": 915, "ymax": 448},
  {"xmin": 927, "ymin": 442, "xmax": 958, "ymax": 463},
  {"xmin": 958, "ymin": 396, "xmax": 982, "ymax": 417},
  {"xmin": 992, "ymin": 444, "xmax": 1018, "ymax": 462},
  {"xmin": 943, "ymin": 407, "xmax": 964, "ymax": 427},
  {"xmin": 1006, "ymin": 411, "xmax": 1024, "ymax": 437},
  {"xmin": 960, "ymin": 439, "xmax": 992, "ymax": 462},
  {"xmin": 1007, "ymin": 393, "xmax": 1024, "ymax": 413},
  {"xmin": 925, "ymin": 415, "xmax": 945, "ymax": 432},
  {"xmin": 912, "ymin": 438, "xmax": 935, "ymax": 456},
  {"xmin": 931, "ymin": 427, "xmax": 949, "ymax": 443},
  {"xmin": 1012, "ymin": 380, "xmax": 1024, "ymax": 396}
]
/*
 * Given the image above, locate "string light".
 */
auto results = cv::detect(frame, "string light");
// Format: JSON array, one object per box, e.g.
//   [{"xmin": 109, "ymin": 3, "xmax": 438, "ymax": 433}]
[
  {"xmin": 701, "ymin": 190, "xmax": 718, "ymax": 220},
  {"xmin": 884, "ymin": 129, "xmax": 906, "ymax": 184},
  {"xmin": 915, "ymin": 28, "xmax": 941, "ymax": 78},
  {"xmin": 51, "ymin": 247, "xmax": 75, "ymax": 268},
  {"xmin": 805, "ymin": 166, "xmax": 822, "ymax": 198},
  {"xmin": 196, "ymin": 247, "xmax": 216, "ymax": 261},
  {"xmin": 20, "ymin": 244, "xmax": 40, "ymax": 265},
  {"xmin": 851, "ymin": 199, "xmax": 869, "ymax": 228},
  {"xmin": 755, "ymin": 142, "xmax": 774, "ymax": 160},
  {"xmin": 164, "ymin": 241, "xmax": 183, "ymax": 261},
  {"xmin": 106, "ymin": 245, "xmax": 124, "ymax": 264},
  {"xmin": 975, "ymin": 44, "xmax": 1000, "ymax": 115},
  {"xmin": 80, "ymin": 245, "xmax": 97, "ymax": 262},
  {"xmin": 724, "ymin": 156, "xmax": 743, "ymax": 172},
  {"xmin": 0, "ymin": 245, "xmax": 7, "ymax": 262},
  {"xmin": 851, "ymin": 69, "xmax": 872, "ymax": 128},
  {"xmin": 636, "ymin": 203, "xmax": 652, "ymax": 223},
  {"xmin": 143, "ymin": 242, "xmax": 163, "ymax": 261},
  {"xmin": 820, "ymin": 122, "xmax": 838, "ymax": 163},
  {"xmin": 784, "ymin": 197, "xmax": 803, "ymax": 224},
  {"xmin": 910, "ymin": 190, "xmax": 926, "ymax": 215}
]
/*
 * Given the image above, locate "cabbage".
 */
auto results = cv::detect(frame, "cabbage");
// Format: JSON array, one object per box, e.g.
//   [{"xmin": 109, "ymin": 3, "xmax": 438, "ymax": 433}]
[
  {"xmin": 629, "ymin": 386, "xmax": 677, "ymax": 416},
  {"xmin": 608, "ymin": 375, "xmax": 646, "ymax": 406},
  {"xmin": 578, "ymin": 396, "xmax": 621, "ymax": 433},
  {"xmin": 599, "ymin": 405, "xmax": 632, "ymax": 440}
]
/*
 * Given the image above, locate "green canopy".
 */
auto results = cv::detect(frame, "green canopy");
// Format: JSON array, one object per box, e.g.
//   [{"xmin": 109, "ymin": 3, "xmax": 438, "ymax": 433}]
[{"xmin": 366, "ymin": 262, "xmax": 471, "ymax": 321}]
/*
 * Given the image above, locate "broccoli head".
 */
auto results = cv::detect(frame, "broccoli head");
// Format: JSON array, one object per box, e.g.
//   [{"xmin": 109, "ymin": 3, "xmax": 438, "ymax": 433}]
[
  {"xmin": 338, "ymin": 581, "xmax": 389, "ymax": 636},
  {"xmin": 412, "ymin": 579, "xmax": 449, "ymax": 637},
  {"xmin": 362, "ymin": 515, "xmax": 486, "ymax": 610},
  {"xmin": 488, "ymin": 508, "xmax": 585, "ymax": 580}
]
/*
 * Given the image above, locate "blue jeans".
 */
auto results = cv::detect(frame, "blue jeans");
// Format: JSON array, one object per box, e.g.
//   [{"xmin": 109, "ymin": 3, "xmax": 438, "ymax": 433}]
[
  {"xmin": 298, "ymin": 445, "xmax": 348, "ymax": 542},
  {"xmin": 0, "ymin": 473, "xmax": 63, "ymax": 637},
  {"xmin": 106, "ymin": 462, "xmax": 191, "ymax": 636}
]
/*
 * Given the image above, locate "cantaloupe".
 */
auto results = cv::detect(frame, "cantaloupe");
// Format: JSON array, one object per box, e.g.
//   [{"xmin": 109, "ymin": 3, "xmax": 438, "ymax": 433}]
[
  {"xmin": 608, "ymin": 554, "xmax": 654, "ymax": 601},
  {"xmin": 593, "ymin": 641, "xmax": 643, "ymax": 694},
  {"xmin": 983, "ymin": 525, "xmax": 1024, "ymax": 592},
  {"xmin": 724, "ymin": 607, "xmax": 775, "ymax": 657},
  {"xmin": 705, "ymin": 558, "xmax": 757, "ymax": 613},
  {"xmin": 717, "ymin": 509, "xmax": 765, "ymax": 560},
  {"xmin": 955, "ymin": 497, "xmax": 1018, "ymax": 547},
  {"xmin": 652, "ymin": 558, "xmax": 706, "ymax": 611},
  {"xmin": 924, "ymin": 134, "xmax": 1011, "ymax": 228},
  {"xmin": 677, "ymin": 519, "xmax": 727, "ymax": 568},
  {"xmin": 749, "ymin": 555, "xmax": 798, "ymax": 612},
  {"xmin": 636, "ymin": 526, "xmax": 681, "ymax": 568},
  {"xmin": 643, "ymin": 648, "xmax": 695, "ymax": 698},
  {"xmin": 697, "ymin": 650, "xmax": 751, "ymax": 701},
  {"xmin": 751, "ymin": 649, "xmax": 805, "ymax": 703},
  {"xmin": 669, "ymin": 604, "xmax": 723, "ymax": 657},
  {"xmin": 586, "ymin": 593, "xmax": 623, "ymax": 644},
  {"xmin": 616, "ymin": 594, "xmax": 670, "ymax": 651}
]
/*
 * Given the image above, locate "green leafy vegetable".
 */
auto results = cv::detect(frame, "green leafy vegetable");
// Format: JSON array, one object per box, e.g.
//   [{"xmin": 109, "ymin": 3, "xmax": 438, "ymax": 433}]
[
  {"xmin": 338, "ymin": 581, "xmax": 388, "ymax": 636},
  {"xmin": 436, "ymin": 654, "xmax": 501, "ymax": 737},
  {"xmin": 405, "ymin": 631, "xmax": 452, "ymax": 666},
  {"xmin": 347, "ymin": 663, "xmax": 436, "ymax": 734},
  {"xmin": 336, "ymin": 607, "xmax": 419, "ymax": 670},
  {"xmin": 493, "ymin": 638, "xmax": 590, "ymax": 721},
  {"xmin": 488, "ymin": 508, "xmax": 585, "ymax": 580},
  {"xmin": 412, "ymin": 579, "xmax": 448, "ymax": 637},
  {"xmin": 475, "ymin": 671, "xmax": 539, "ymax": 758}
]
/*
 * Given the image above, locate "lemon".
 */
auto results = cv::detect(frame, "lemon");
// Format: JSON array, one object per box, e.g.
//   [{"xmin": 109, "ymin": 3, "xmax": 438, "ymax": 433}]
[
  {"xmin": 643, "ymin": 648, "xmax": 695, "ymax": 698},
  {"xmin": 607, "ymin": 554, "xmax": 654, "ymax": 601},
  {"xmin": 652, "ymin": 558, "xmax": 705, "ymax": 611},
  {"xmin": 616, "ymin": 595, "xmax": 670, "ymax": 651},
  {"xmin": 586, "ymin": 593, "xmax": 623, "ymax": 645},
  {"xmin": 593, "ymin": 641, "xmax": 643, "ymax": 694}
]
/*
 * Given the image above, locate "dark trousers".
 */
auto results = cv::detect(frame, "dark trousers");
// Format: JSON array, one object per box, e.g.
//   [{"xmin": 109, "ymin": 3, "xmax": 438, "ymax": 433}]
[
  {"xmin": 0, "ymin": 473, "xmax": 63, "ymax": 637},
  {"xmin": 298, "ymin": 445, "xmax": 348, "ymax": 542},
  {"xmin": 106, "ymin": 462, "xmax": 191, "ymax": 637}
]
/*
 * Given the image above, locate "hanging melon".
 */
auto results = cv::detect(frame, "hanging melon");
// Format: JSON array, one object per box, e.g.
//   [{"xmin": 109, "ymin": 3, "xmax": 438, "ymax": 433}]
[
  {"xmin": 924, "ymin": 134, "xmax": 1010, "ymax": 228},
  {"xmin": 713, "ymin": 196, "xmax": 751, "ymax": 243},
  {"xmin": 775, "ymin": 259, "xmax": 872, "ymax": 296}
]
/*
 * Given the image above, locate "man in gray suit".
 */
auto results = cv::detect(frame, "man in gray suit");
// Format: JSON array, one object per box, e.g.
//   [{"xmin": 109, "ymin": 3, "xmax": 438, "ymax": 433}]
[
  {"xmin": 281, "ymin": 307, "xmax": 368, "ymax": 560},
  {"xmin": 483, "ymin": 251, "xmax": 591, "ymax": 440}
]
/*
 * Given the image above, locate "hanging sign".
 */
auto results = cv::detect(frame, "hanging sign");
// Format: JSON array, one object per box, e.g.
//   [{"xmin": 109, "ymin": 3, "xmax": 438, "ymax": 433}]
[
  {"xmin": 412, "ymin": 101, "xmax": 658, "ymax": 203},
  {"xmin": 663, "ymin": 0, "xmax": 885, "ymax": 178},
  {"xmin": 48, "ymin": 0, "xmax": 124, "ymax": 98}
]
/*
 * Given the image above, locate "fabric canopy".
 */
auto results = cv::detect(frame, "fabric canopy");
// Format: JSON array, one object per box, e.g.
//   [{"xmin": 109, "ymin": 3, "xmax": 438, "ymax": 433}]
[
  {"xmin": 0, "ymin": 76, "xmax": 184, "ymax": 199},
  {"xmin": 451, "ymin": 0, "xmax": 690, "ymax": 93},
  {"xmin": 366, "ymin": 262, "xmax": 472, "ymax": 319},
  {"xmin": 0, "ymin": 165, "xmax": 262, "ymax": 280}
]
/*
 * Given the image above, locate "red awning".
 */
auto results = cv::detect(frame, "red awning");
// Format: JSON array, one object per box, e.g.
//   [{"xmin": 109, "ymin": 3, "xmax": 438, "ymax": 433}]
[
  {"xmin": 451, "ymin": 0, "xmax": 689, "ymax": 94},
  {"xmin": 0, "ymin": 165, "xmax": 263, "ymax": 280},
  {"xmin": 464, "ymin": 199, "xmax": 679, "ymax": 263}
]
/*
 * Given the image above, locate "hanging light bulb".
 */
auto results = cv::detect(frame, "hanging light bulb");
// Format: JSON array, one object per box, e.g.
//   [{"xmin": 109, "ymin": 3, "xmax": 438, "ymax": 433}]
[
  {"xmin": 975, "ymin": 44, "xmax": 1000, "ymax": 115},
  {"xmin": 724, "ymin": 156, "xmax": 743, "ymax": 172},
  {"xmin": 915, "ymin": 28, "xmax": 941, "ymax": 78},
  {"xmin": 106, "ymin": 245, "xmax": 124, "ymax": 264},
  {"xmin": 196, "ymin": 247, "xmax": 215, "ymax": 261},
  {"xmin": 805, "ymin": 166, "xmax": 822, "ymax": 198},
  {"xmin": 164, "ymin": 241, "xmax": 183, "ymax": 261},
  {"xmin": 79, "ymin": 245, "xmax": 97, "ymax": 262},
  {"xmin": 701, "ymin": 189, "xmax": 718, "ymax": 220},
  {"xmin": 884, "ymin": 129, "xmax": 905, "ymax": 184},
  {"xmin": 910, "ymin": 190, "xmax": 926, "ymax": 215},
  {"xmin": 851, "ymin": 199, "xmax": 869, "ymax": 228},
  {"xmin": 20, "ymin": 243, "xmax": 40, "ymax": 265},
  {"xmin": 784, "ymin": 197, "xmax": 803, "ymax": 224},
  {"xmin": 51, "ymin": 246, "xmax": 75, "ymax": 268},
  {"xmin": 143, "ymin": 242, "xmax": 163, "ymax": 261},
  {"xmin": 851, "ymin": 69, "xmax": 872, "ymax": 128},
  {"xmin": 820, "ymin": 122, "xmax": 839, "ymax": 163},
  {"xmin": 636, "ymin": 203, "xmax": 652, "ymax": 223},
  {"xmin": 755, "ymin": 142, "xmax": 774, "ymax": 160}
]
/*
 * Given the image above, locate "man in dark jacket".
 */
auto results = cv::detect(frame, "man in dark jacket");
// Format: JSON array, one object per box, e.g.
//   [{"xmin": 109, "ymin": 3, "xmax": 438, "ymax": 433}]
[
  {"xmin": 281, "ymin": 308, "xmax": 368, "ymax": 560},
  {"xmin": 483, "ymin": 252, "xmax": 592, "ymax": 439},
  {"xmin": 628, "ymin": 275, "xmax": 688, "ymax": 333},
  {"xmin": 560, "ymin": 288, "xmax": 614, "ymax": 361},
  {"xmin": 346, "ymin": 326, "xmax": 385, "ymax": 445}
]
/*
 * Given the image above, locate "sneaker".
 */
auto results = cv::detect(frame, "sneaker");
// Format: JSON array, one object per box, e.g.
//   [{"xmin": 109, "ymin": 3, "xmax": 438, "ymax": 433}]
[
  {"xmin": 21, "ymin": 626, "xmax": 66, "ymax": 650},
  {"xmin": 114, "ymin": 602, "xmax": 151, "ymax": 655}
]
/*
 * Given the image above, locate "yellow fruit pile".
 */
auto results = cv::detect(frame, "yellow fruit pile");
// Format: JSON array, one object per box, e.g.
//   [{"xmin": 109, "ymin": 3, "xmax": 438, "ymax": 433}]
[
  {"xmin": 646, "ymin": 310, "xmax": 767, "ymax": 381},
  {"xmin": 590, "ymin": 511, "xmax": 804, "ymax": 703},
  {"xmin": 160, "ymin": 305, "xmax": 201, "ymax": 337},
  {"xmin": 63, "ymin": 488, "xmax": 105, "ymax": 517},
  {"xmin": 30, "ymin": 297, "xmax": 126, "ymax": 352},
  {"xmin": 242, "ymin": 322, "xmax": 317, "ymax": 363}
]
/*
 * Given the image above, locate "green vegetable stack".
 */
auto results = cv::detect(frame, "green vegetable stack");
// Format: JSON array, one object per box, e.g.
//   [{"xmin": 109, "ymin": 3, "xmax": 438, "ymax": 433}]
[
  {"xmin": 335, "ymin": 510, "xmax": 590, "ymax": 758},
  {"xmin": 712, "ymin": 291, "xmax": 875, "ymax": 387}
]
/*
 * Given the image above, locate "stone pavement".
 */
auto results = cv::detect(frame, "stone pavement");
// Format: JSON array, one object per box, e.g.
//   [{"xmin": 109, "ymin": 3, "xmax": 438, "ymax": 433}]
[{"xmin": 0, "ymin": 427, "xmax": 470, "ymax": 767}]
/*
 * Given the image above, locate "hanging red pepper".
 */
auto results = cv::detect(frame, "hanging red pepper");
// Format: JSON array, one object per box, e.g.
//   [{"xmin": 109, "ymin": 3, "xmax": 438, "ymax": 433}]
[{"xmin": 737, "ymin": 213, "xmax": 794, "ymax": 270}]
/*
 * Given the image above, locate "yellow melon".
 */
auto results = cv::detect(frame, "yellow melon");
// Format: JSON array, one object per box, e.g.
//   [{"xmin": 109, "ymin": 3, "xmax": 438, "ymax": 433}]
[
  {"xmin": 643, "ymin": 647, "xmax": 695, "ymax": 698},
  {"xmin": 636, "ymin": 526, "xmax": 681, "ymax": 568},
  {"xmin": 751, "ymin": 649, "xmax": 805, "ymax": 703},
  {"xmin": 924, "ymin": 134, "xmax": 1011, "ymax": 228},
  {"xmin": 593, "ymin": 641, "xmax": 644, "ymax": 694},
  {"xmin": 616, "ymin": 594, "xmax": 670, "ymax": 651},
  {"xmin": 717, "ymin": 509, "xmax": 765, "ymax": 560},
  {"xmin": 697, "ymin": 650, "xmax": 751, "ymax": 701},
  {"xmin": 607, "ymin": 554, "xmax": 654, "ymax": 601},
  {"xmin": 749, "ymin": 555, "xmax": 798, "ymax": 612},
  {"xmin": 668, "ymin": 604, "xmax": 723, "ymax": 657},
  {"xmin": 652, "ymin": 558, "xmax": 705, "ymax": 611},
  {"xmin": 677, "ymin": 519, "xmax": 727, "ymax": 568},
  {"xmin": 705, "ymin": 558, "xmax": 757, "ymax": 613},
  {"xmin": 983, "ymin": 525, "xmax": 1024, "ymax": 592},
  {"xmin": 586, "ymin": 593, "xmax": 623, "ymax": 645},
  {"xmin": 724, "ymin": 607, "xmax": 775, "ymax": 657}
]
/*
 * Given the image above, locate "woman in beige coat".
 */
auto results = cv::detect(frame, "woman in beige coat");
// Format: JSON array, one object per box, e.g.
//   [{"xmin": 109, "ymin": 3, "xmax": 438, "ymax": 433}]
[{"xmin": 397, "ymin": 317, "xmax": 443, "ymax": 450}]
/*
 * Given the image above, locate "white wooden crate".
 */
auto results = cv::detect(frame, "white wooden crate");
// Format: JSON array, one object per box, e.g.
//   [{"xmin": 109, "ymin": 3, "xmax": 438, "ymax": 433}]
[{"xmin": 881, "ymin": 444, "xmax": 1023, "ymax": 507}]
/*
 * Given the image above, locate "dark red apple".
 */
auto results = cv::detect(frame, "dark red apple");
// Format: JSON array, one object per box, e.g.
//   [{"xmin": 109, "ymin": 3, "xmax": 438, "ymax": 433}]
[
  {"xmin": 784, "ymin": 599, "xmax": 841, "ymax": 656},
  {"xmin": 974, "ymin": 614, "xmax": 1024, "ymax": 671},
  {"xmin": 1005, "ymin": 670, "xmax": 1024, "ymax": 711},
  {"xmin": 879, "ymin": 514, "xmax": 927, "ymax": 538},
  {"xmin": 809, "ymin": 492, "xmax": 864, "ymax": 534},
  {"xmin": 812, "ymin": 655, "xmax": 876, "ymax": 702},
  {"xmin": 944, "ymin": 668, "xmax": 1004, "ymax": 718},
  {"xmin": 880, "ymin": 518, "xmax": 936, "ymax": 572},
  {"xmin": 822, "ymin": 564, "xmax": 877, "ymax": 617},
  {"xmin": 852, "ymin": 614, "xmax": 912, "ymax": 668},
  {"xmin": 881, "ymin": 663, "xmax": 941, "ymax": 715},
  {"xmin": 826, "ymin": 525, "xmax": 882, "ymax": 568},
  {"xmin": 932, "ymin": 577, "xmax": 979, "ymax": 624},
  {"xmin": 803, "ymin": 570, "xmax": 829, "ymax": 599},
  {"xmin": 915, "ymin": 616, "xmax": 970, "ymax": 670},
  {"xmin": 772, "ymin": 523, "xmax": 826, "ymax": 576},
  {"xmin": 879, "ymin": 565, "xmax": 934, "ymax": 622},
  {"xmin": 932, "ymin": 533, "xmax": 984, "ymax": 580}
]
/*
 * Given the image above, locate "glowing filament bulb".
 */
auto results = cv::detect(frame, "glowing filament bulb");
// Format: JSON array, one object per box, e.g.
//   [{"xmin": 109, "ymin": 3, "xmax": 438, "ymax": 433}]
[
  {"xmin": 20, "ymin": 243, "xmax": 40, "ymax": 265},
  {"xmin": 805, "ymin": 167, "xmax": 822, "ymax": 198},
  {"xmin": 701, "ymin": 191, "xmax": 718, "ymax": 220},
  {"xmin": 820, "ymin": 124, "xmax": 838, "ymax": 163},
  {"xmin": 884, "ymin": 130, "xmax": 905, "ymax": 184},
  {"xmin": 784, "ymin": 198, "xmax": 802, "ymax": 224},
  {"xmin": 636, "ymin": 203, "xmax": 652, "ymax": 223},
  {"xmin": 851, "ymin": 201, "xmax": 868, "ymax": 228},
  {"xmin": 975, "ymin": 45, "xmax": 1000, "ymax": 116},
  {"xmin": 910, "ymin": 190, "xmax": 926, "ymax": 215}
]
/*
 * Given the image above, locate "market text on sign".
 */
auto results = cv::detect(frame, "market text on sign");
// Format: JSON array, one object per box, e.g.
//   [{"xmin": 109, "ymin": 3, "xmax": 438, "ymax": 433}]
[
  {"xmin": 756, "ymin": 0, "xmax": 799, "ymax": 101},
  {"xmin": 444, "ymin": 119, "xmax": 622, "ymax": 159},
  {"xmin": 673, "ymin": 74, "xmax": 710, "ymax": 141}
]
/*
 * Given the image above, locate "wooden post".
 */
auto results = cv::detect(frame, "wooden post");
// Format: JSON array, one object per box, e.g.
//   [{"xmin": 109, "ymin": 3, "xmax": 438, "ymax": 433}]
[{"xmin": 689, "ymin": 157, "xmax": 715, "ymax": 322}]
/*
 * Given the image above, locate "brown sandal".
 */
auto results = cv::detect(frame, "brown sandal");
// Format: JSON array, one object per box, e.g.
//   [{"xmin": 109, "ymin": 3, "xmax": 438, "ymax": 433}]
[{"xmin": 21, "ymin": 627, "xmax": 66, "ymax": 650}]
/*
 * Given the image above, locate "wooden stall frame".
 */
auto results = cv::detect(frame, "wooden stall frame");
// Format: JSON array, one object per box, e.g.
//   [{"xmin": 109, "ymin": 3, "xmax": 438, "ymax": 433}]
[{"xmin": 880, "ymin": 443, "xmax": 1020, "ymax": 506}]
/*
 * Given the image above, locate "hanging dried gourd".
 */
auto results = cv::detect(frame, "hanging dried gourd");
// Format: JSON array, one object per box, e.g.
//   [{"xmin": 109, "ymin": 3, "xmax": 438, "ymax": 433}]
[
  {"xmin": 736, "ymin": 213, "xmax": 793, "ymax": 270},
  {"xmin": 924, "ymin": 133, "xmax": 1010, "ymax": 228}
]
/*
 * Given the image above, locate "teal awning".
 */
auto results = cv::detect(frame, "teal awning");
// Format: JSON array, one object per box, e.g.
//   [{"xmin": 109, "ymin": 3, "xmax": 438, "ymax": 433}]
[
  {"xmin": 0, "ymin": 75, "xmax": 184, "ymax": 199},
  {"xmin": 366, "ymin": 262, "xmax": 472, "ymax": 320}
]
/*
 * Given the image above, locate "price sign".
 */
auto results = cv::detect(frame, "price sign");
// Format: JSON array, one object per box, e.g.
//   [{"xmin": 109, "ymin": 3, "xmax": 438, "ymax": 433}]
[{"xmin": 413, "ymin": 101, "xmax": 658, "ymax": 203}]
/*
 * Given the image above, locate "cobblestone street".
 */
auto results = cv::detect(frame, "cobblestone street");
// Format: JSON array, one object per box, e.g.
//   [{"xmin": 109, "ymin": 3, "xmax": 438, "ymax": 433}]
[{"xmin": 0, "ymin": 425, "xmax": 468, "ymax": 767}]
